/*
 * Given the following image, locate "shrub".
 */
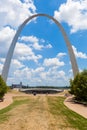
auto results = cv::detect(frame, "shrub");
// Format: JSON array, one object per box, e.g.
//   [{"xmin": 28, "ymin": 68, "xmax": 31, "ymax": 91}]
[
  {"xmin": 69, "ymin": 70, "xmax": 87, "ymax": 102},
  {"xmin": 0, "ymin": 75, "xmax": 8, "ymax": 99}
]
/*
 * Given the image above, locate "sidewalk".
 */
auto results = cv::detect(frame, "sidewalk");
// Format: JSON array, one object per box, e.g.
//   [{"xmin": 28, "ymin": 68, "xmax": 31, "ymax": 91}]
[
  {"xmin": 0, "ymin": 93, "xmax": 13, "ymax": 110},
  {"xmin": 64, "ymin": 96, "xmax": 87, "ymax": 119}
]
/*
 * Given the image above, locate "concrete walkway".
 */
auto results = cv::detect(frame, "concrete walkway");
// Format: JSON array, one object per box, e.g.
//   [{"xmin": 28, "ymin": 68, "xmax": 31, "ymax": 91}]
[
  {"xmin": 0, "ymin": 93, "xmax": 13, "ymax": 110},
  {"xmin": 0, "ymin": 92, "xmax": 27, "ymax": 110},
  {"xmin": 64, "ymin": 96, "xmax": 87, "ymax": 119}
]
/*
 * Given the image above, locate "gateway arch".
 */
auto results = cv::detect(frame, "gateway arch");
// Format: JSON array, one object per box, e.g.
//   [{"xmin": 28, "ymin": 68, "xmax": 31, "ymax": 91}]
[{"xmin": 1, "ymin": 13, "xmax": 79, "ymax": 82}]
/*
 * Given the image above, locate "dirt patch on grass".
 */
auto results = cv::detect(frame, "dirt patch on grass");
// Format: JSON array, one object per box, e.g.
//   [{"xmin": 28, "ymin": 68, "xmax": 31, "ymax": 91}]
[{"xmin": 0, "ymin": 95, "xmax": 78, "ymax": 130}]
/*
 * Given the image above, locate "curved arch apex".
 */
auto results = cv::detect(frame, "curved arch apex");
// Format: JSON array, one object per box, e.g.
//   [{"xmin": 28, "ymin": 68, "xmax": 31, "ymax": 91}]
[{"xmin": 1, "ymin": 13, "xmax": 79, "ymax": 82}]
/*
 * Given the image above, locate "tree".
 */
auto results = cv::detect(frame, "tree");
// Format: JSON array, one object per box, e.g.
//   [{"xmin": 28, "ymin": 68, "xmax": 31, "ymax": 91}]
[
  {"xmin": 69, "ymin": 70, "xmax": 87, "ymax": 102},
  {"xmin": 0, "ymin": 75, "xmax": 8, "ymax": 99}
]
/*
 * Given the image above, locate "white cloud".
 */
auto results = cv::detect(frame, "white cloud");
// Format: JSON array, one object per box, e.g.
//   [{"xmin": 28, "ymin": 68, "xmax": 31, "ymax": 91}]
[
  {"xmin": 12, "ymin": 59, "xmax": 24, "ymax": 69},
  {"xmin": 40, "ymin": 72, "xmax": 47, "ymax": 80},
  {"xmin": 21, "ymin": 35, "xmax": 38, "ymax": 43},
  {"xmin": 43, "ymin": 52, "xmax": 66, "ymax": 69},
  {"xmin": 7, "ymin": 63, "xmax": 69, "ymax": 86},
  {"xmin": 46, "ymin": 66, "xmax": 66, "ymax": 79},
  {"xmin": 39, "ymin": 68, "xmax": 68, "ymax": 86},
  {"xmin": 26, "ymin": 54, "xmax": 42, "ymax": 63},
  {"xmin": 14, "ymin": 67, "xmax": 32, "ymax": 79},
  {"xmin": 8, "ymin": 67, "xmax": 32, "ymax": 84},
  {"xmin": 0, "ymin": 58, "xmax": 5, "ymax": 74},
  {"xmin": 43, "ymin": 57, "xmax": 65, "ymax": 67},
  {"xmin": 32, "ymin": 42, "xmax": 44, "ymax": 50},
  {"xmin": 54, "ymin": 0, "xmax": 87, "ymax": 33},
  {"xmin": 9, "ymin": 66, "xmax": 45, "ymax": 85},
  {"xmin": 33, "ymin": 67, "xmax": 45, "ymax": 73},
  {"xmin": 0, "ymin": 30, "xmax": 43, "ymax": 64},
  {"xmin": 58, "ymin": 70, "xmax": 65, "ymax": 77},
  {"xmin": 0, "ymin": 27, "xmax": 16, "ymax": 54},
  {"xmin": 45, "ymin": 44, "xmax": 52, "ymax": 49},
  {"xmin": 14, "ymin": 42, "xmax": 42, "ymax": 63},
  {"xmin": 20, "ymin": 35, "xmax": 53, "ymax": 50},
  {"xmin": 15, "ymin": 42, "xmax": 34, "ymax": 56},
  {"xmin": 7, "ymin": 59, "xmax": 25, "ymax": 77},
  {"xmin": 0, "ymin": 58, "xmax": 5, "ymax": 63},
  {"xmin": 72, "ymin": 45, "xmax": 87, "ymax": 59},
  {"xmin": 57, "ymin": 52, "xmax": 66, "ymax": 58},
  {"xmin": 0, "ymin": 0, "xmax": 36, "ymax": 28},
  {"xmin": 0, "ymin": 63, "xmax": 3, "ymax": 74},
  {"xmin": 5, "ymin": 51, "xmax": 69, "ymax": 86}
]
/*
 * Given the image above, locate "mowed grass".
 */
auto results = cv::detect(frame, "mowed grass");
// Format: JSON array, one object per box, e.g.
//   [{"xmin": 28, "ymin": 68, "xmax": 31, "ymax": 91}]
[
  {"xmin": 0, "ymin": 96, "xmax": 30, "ymax": 123},
  {"xmin": 47, "ymin": 96, "xmax": 87, "ymax": 130},
  {"xmin": 0, "ymin": 95, "xmax": 87, "ymax": 130}
]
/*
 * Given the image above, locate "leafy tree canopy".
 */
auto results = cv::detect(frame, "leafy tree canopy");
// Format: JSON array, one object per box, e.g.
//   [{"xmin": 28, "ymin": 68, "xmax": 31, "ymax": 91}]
[
  {"xmin": 0, "ymin": 75, "xmax": 8, "ymax": 99},
  {"xmin": 69, "ymin": 69, "xmax": 87, "ymax": 102}
]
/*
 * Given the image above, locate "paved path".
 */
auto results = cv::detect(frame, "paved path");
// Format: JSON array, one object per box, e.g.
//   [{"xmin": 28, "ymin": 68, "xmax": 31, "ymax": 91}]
[
  {"xmin": 0, "ymin": 93, "xmax": 13, "ymax": 110},
  {"xmin": 0, "ymin": 92, "xmax": 28, "ymax": 110},
  {"xmin": 64, "ymin": 96, "xmax": 87, "ymax": 119}
]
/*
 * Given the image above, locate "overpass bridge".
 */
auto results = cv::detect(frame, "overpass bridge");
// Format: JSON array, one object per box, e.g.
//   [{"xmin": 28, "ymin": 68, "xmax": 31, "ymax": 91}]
[{"xmin": 20, "ymin": 88, "xmax": 64, "ymax": 94}]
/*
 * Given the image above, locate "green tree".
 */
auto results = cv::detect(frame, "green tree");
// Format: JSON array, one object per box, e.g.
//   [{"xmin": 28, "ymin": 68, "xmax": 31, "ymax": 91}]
[
  {"xmin": 69, "ymin": 70, "xmax": 87, "ymax": 102},
  {"xmin": 0, "ymin": 75, "xmax": 8, "ymax": 99}
]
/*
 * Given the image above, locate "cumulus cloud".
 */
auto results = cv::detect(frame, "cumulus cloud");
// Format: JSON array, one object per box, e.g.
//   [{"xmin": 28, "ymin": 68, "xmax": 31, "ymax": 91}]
[
  {"xmin": 21, "ymin": 35, "xmax": 38, "ymax": 43},
  {"xmin": 19, "ymin": 54, "xmax": 42, "ymax": 63},
  {"xmin": 10, "ymin": 59, "xmax": 25, "ymax": 74},
  {"xmin": 0, "ymin": 0, "xmax": 37, "ymax": 80},
  {"xmin": 7, "ymin": 58, "xmax": 25, "ymax": 78},
  {"xmin": 39, "ymin": 68, "xmax": 68, "ymax": 86},
  {"xmin": 8, "ymin": 63, "xmax": 69, "ymax": 86},
  {"xmin": 14, "ymin": 67, "xmax": 32, "ymax": 79},
  {"xmin": 0, "ymin": 27, "xmax": 16, "ymax": 55},
  {"xmin": 0, "ymin": 0, "xmax": 36, "ymax": 28},
  {"xmin": 54, "ymin": 0, "xmax": 87, "ymax": 33},
  {"xmin": 33, "ymin": 67, "xmax": 45, "ymax": 73},
  {"xmin": 32, "ymin": 42, "xmax": 44, "ymax": 50},
  {"xmin": 0, "ymin": 58, "xmax": 5, "ymax": 74},
  {"xmin": 0, "ymin": 58, "xmax": 5, "ymax": 63},
  {"xmin": 20, "ymin": 35, "xmax": 53, "ymax": 50},
  {"xmin": 0, "ymin": 63, "xmax": 3, "ymax": 74},
  {"xmin": 45, "ymin": 44, "xmax": 52, "ymax": 49},
  {"xmin": 0, "ymin": 0, "xmax": 37, "ymax": 62},
  {"xmin": 9, "ymin": 66, "xmax": 45, "ymax": 85},
  {"xmin": 43, "ymin": 57, "xmax": 65, "ymax": 67},
  {"xmin": 57, "ymin": 52, "xmax": 66, "ymax": 58},
  {"xmin": 43, "ymin": 52, "xmax": 66, "ymax": 68},
  {"xmin": 72, "ymin": 45, "xmax": 87, "ymax": 59},
  {"xmin": 4, "ymin": 50, "xmax": 68, "ymax": 86},
  {"xmin": 14, "ymin": 42, "xmax": 42, "ymax": 63},
  {"xmin": 15, "ymin": 42, "xmax": 34, "ymax": 56}
]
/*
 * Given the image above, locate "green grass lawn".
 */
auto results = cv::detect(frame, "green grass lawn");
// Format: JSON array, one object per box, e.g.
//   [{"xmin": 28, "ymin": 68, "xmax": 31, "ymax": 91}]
[
  {"xmin": 0, "ymin": 96, "xmax": 87, "ymax": 130},
  {"xmin": 0, "ymin": 96, "xmax": 30, "ymax": 123},
  {"xmin": 47, "ymin": 96, "xmax": 87, "ymax": 130}
]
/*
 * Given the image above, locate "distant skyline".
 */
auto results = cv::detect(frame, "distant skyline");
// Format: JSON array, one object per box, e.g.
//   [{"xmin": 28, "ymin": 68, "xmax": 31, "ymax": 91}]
[{"xmin": 0, "ymin": 0, "xmax": 87, "ymax": 86}]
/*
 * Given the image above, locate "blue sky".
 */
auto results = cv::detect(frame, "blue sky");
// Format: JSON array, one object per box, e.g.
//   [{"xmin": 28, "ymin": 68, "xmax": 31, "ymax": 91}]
[{"xmin": 0, "ymin": 0, "xmax": 87, "ymax": 86}]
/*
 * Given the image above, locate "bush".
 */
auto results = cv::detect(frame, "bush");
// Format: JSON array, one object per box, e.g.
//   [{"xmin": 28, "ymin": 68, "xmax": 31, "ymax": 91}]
[
  {"xmin": 69, "ymin": 70, "xmax": 87, "ymax": 102},
  {"xmin": 0, "ymin": 75, "xmax": 8, "ymax": 99}
]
